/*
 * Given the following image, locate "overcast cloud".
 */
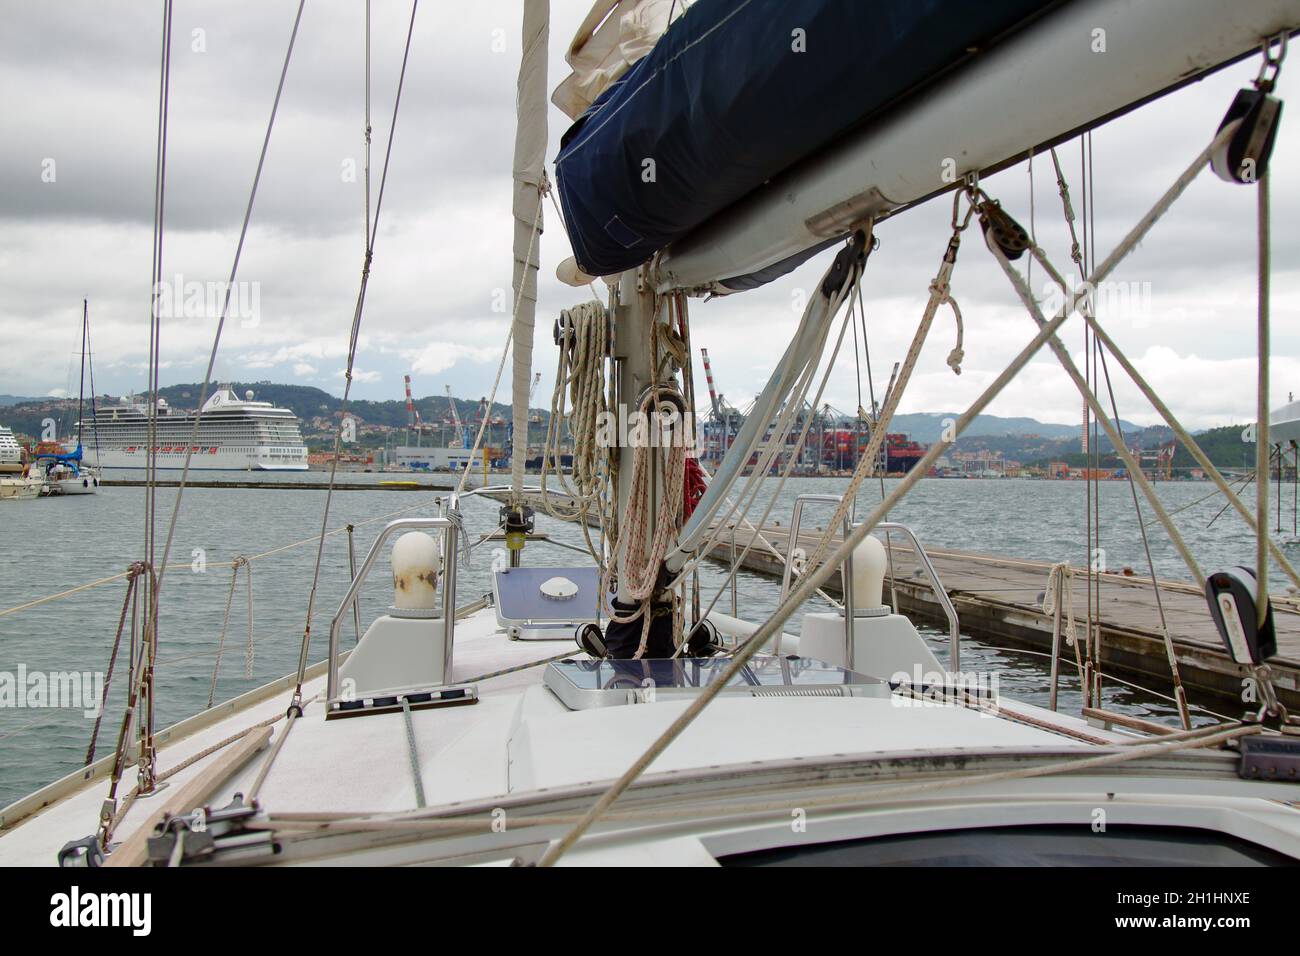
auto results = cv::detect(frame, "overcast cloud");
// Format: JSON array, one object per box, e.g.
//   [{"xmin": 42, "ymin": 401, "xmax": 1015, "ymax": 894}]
[{"xmin": 1, "ymin": 1, "xmax": 1297, "ymax": 432}]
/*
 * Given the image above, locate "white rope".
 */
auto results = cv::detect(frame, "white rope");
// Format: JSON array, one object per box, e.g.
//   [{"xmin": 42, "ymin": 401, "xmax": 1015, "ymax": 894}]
[
  {"xmin": 602, "ymin": 386, "xmax": 689, "ymax": 657},
  {"xmin": 1041, "ymin": 562, "xmax": 1079, "ymax": 648},
  {"xmin": 538, "ymin": 301, "xmax": 609, "ymax": 522}
]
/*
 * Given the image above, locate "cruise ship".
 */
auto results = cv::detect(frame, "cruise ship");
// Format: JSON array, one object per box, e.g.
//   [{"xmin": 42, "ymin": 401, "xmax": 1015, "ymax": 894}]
[
  {"xmin": 79, "ymin": 386, "xmax": 308, "ymax": 471},
  {"xmin": 0, "ymin": 426, "xmax": 24, "ymax": 474}
]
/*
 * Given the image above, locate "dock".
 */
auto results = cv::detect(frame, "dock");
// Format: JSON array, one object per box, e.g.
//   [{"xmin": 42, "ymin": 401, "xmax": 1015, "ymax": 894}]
[{"xmin": 102, "ymin": 478, "xmax": 454, "ymax": 491}]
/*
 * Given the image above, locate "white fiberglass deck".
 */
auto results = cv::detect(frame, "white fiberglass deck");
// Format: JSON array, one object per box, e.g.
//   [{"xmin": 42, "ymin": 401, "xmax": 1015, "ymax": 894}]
[{"xmin": 0, "ymin": 605, "xmax": 1127, "ymax": 867}]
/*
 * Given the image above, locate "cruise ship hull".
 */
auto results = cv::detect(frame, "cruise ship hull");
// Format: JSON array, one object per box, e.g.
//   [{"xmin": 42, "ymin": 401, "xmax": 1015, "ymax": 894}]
[{"xmin": 84, "ymin": 445, "xmax": 308, "ymax": 471}]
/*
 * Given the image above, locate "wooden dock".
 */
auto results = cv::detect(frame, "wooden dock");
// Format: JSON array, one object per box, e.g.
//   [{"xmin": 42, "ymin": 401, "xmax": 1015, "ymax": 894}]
[
  {"xmin": 102, "ymin": 478, "xmax": 454, "ymax": 492},
  {"xmin": 701, "ymin": 525, "xmax": 1300, "ymax": 710}
]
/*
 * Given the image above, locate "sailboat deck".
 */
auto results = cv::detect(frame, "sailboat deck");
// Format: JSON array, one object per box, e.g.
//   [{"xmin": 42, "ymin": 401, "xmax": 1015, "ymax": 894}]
[{"xmin": 0, "ymin": 605, "xmax": 1127, "ymax": 866}]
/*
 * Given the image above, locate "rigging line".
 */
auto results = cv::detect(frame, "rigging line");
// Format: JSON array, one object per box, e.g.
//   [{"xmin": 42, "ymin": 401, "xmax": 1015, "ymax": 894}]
[
  {"xmin": 987, "ymin": 642, "xmax": 1236, "ymax": 723},
  {"xmin": 1053, "ymin": 269, "xmax": 1300, "ymax": 594},
  {"xmin": 536, "ymin": 122, "xmax": 1236, "ymax": 867},
  {"xmin": 679, "ymin": 318, "xmax": 826, "ymax": 575},
  {"xmin": 153, "ymin": 0, "xmax": 306, "ymax": 602},
  {"xmin": 681, "ymin": 235, "xmax": 872, "ymax": 572},
  {"xmin": 679, "ymin": 272, "xmax": 860, "ymax": 628},
  {"xmin": 77, "ymin": 300, "xmax": 87, "ymax": 447},
  {"xmin": 1097, "ymin": 343, "xmax": 1189, "ymax": 727},
  {"xmin": 293, "ymin": 0, "xmax": 420, "ymax": 703},
  {"xmin": 401, "ymin": 698, "xmax": 426, "ymax": 809},
  {"xmin": 802, "ymin": 211, "xmax": 966, "ymax": 577},
  {"xmin": 1076, "ymin": 134, "xmax": 1097, "ymax": 702},
  {"xmin": 133, "ymin": 0, "xmax": 174, "ymax": 800},
  {"xmin": 990, "ymin": 228, "xmax": 1208, "ymax": 590},
  {"xmin": 850, "ymin": 291, "xmax": 863, "ymax": 416},
  {"xmin": 853, "ymin": 270, "xmax": 897, "ymax": 601},
  {"xmin": 1027, "ymin": 147, "xmax": 1035, "ymax": 303},
  {"xmin": 1256, "ymin": 169, "xmax": 1270, "ymax": 626},
  {"xmin": 84, "ymin": 566, "xmax": 143, "ymax": 765},
  {"xmin": 143, "ymin": 0, "xmax": 174, "ymax": 634},
  {"xmin": 364, "ymin": 0, "xmax": 372, "ymax": 248},
  {"xmin": 86, "ymin": 306, "xmax": 101, "ymax": 467},
  {"xmin": 1147, "ymin": 471, "xmax": 1253, "ymax": 526},
  {"xmin": 1062, "ymin": 133, "xmax": 1185, "ymax": 723},
  {"xmin": 0, "ymin": 498, "xmax": 435, "ymax": 621}
]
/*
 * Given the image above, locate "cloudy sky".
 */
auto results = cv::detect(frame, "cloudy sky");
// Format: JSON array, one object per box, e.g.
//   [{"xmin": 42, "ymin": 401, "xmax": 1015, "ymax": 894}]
[{"xmin": 1, "ymin": 1, "xmax": 1297, "ymax": 432}]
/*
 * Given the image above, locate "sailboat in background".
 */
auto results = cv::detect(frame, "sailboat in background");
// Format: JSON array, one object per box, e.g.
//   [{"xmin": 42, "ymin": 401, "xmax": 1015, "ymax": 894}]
[{"xmin": 32, "ymin": 300, "xmax": 100, "ymax": 496}]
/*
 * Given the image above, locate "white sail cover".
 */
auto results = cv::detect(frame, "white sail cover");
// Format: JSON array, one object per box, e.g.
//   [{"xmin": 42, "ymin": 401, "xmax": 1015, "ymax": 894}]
[
  {"xmin": 551, "ymin": 0, "xmax": 676, "ymax": 121},
  {"xmin": 510, "ymin": 0, "xmax": 549, "ymax": 498}
]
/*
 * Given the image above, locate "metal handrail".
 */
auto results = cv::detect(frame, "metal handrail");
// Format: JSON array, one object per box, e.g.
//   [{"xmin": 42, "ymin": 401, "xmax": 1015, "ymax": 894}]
[
  {"xmin": 781, "ymin": 494, "xmax": 855, "ymax": 667},
  {"xmin": 875, "ymin": 521, "xmax": 962, "ymax": 672},
  {"xmin": 325, "ymin": 499, "xmax": 461, "ymax": 706},
  {"xmin": 778, "ymin": 498, "xmax": 962, "ymax": 672}
]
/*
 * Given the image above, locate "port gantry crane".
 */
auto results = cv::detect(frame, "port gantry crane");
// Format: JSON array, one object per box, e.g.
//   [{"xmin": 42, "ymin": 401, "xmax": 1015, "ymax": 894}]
[
  {"xmin": 444, "ymin": 384, "xmax": 469, "ymax": 449},
  {"xmin": 699, "ymin": 348, "xmax": 741, "ymax": 465}
]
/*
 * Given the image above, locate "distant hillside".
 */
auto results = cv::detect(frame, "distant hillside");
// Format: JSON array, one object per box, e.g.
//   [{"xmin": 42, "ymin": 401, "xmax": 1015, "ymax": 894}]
[
  {"xmin": 0, "ymin": 382, "xmax": 536, "ymax": 442},
  {"xmin": 954, "ymin": 423, "xmax": 1177, "ymax": 466},
  {"xmin": 889, "ymin": 411, "xmax": 1143, "ymax": 443},
  {"xmin": 0, "ymin": 394, "xmax": 41, "ymax": 407},
  {"xmin": 1171, "ymin": 424, "xmax": 1257, "ymax": 472},
  {"xmin": 156, "ymin": 382, "xmax": 523, "ymax": 429}
]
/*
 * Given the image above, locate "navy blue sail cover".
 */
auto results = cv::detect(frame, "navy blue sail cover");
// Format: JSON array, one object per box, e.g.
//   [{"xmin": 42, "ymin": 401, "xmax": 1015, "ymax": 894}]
[{"xmin": 555, "ymin": 0, "xmax": 1058, "ymax": 279}]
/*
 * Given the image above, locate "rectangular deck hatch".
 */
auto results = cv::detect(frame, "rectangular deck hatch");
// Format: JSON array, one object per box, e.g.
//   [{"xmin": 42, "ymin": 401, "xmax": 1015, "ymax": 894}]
[
  {"xmin": 543, "ymin": 655, "xmax": 889, "ymax": 710},
  {"xmin": 493, "ymin": 566, "xmax": 601, "ymax": 636}
]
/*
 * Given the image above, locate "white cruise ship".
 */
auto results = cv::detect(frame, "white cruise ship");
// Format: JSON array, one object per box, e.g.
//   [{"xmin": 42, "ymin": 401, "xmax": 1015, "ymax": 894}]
[
  {"xmin": 0, "ymin": 426, "xmax": 24, "ymax": 474},
  {"xmin": 79, "ymin": 386, "xmax": 308, "ymax": 471}
]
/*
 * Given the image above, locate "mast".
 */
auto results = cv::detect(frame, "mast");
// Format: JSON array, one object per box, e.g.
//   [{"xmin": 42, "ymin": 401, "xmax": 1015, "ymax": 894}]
[
  {"xmin": 77, "ymin": 298, "xmax": 87, "ymax": 449},
  {"xmin": 508, "ymin": 0, "xmax": 548, "ymax": 501},
  {"xmin": 86, "ymin": 306, "xmax": 101, "ymax": 467}
]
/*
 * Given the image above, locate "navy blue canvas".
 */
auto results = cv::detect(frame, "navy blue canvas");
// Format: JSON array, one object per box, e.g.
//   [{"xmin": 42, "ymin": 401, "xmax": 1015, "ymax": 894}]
[{"xmin": 555, "ymin": 0, "xmax": 1057, "ymax": 278}]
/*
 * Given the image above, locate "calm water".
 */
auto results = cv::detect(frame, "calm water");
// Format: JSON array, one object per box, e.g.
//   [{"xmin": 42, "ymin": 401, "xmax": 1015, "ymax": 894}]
[{"xmin": 1, "ymin": 472, "xmax": 1295, "ymax": 808}]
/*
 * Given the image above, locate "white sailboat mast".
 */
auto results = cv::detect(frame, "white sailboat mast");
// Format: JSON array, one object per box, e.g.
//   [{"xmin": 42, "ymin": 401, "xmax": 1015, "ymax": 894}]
[{"xmin": 510, "ymin": 0, "xmax": 549, "ymax": 499}]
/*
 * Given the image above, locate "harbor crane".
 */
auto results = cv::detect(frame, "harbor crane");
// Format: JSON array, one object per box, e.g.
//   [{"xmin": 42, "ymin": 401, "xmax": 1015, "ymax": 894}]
[{"xmin": 445, "ymin": 384, "xmax": 469, "ymax": 448}]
